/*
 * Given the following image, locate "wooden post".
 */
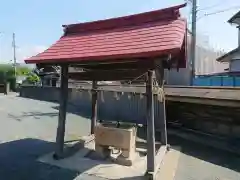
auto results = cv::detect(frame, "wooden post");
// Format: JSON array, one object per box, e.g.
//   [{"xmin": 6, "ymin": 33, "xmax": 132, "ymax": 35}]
[
  {"xmin": 54, "ymin": 64, "xmax": 68, "ymax": 159},
  {"xmin": 91, "ymin": 81, "xmax": 98, "ymax": 134},
  {"xmin": 146, "ymin": 70, "xmax": 155, "ymax": 174},
  {"xmin": 155, "ymin": 61, "xmax": 167, "ymax": 145},
  {"xmin": 162, "ymin": 94, "xmax": 167, "ymax": 145}
]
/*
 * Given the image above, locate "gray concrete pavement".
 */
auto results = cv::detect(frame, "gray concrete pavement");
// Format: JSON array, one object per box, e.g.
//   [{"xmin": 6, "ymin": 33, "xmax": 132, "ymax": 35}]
[
  {"xmin": 0, "ymin": 94, "xmax": 91, "ymax": 143},
  {"xmin": 0, "ymin": 94, "xmax": 239, "ymax": 180},
  {"xmin": 0, "ymin": 94, "xmax": 90, "ymax": 180},
  {"xmin": 170, "ymin": 136, "xmax": 240, "ymax": 180}
]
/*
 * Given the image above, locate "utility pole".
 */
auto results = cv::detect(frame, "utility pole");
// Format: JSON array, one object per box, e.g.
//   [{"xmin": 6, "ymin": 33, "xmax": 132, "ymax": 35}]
[
  {"xmin": 0, "ymin": 32, "xmax": 3, "ymax": 62},
  {"xmin": 190, "ymin": 0, "xmax": 197, "ymax": 85},
  {"xmin": 12, "ymin": 33, "xmax": 17, "ymax": 79},
  {"xmin": 0, "ymin": 32, "xmax": 1, "ymax": 62}
]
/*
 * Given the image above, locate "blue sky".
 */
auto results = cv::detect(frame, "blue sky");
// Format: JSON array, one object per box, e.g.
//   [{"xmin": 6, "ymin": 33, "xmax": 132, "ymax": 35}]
[{"xmin": 0, "ymin": 0, "xmax": 239, "ymax": 63}]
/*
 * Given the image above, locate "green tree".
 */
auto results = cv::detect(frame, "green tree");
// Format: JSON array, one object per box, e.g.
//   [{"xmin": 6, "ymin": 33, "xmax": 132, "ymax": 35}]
[
  {"xmin": 0, "ymin": 64, "xmax": 32, "ymax": 77},
  {"xmin": 0, "ymin": 64, "xmax": 33, "ymax": 90},
  {"xmin": 25, "ymin": 74, "xmax": 40, "ymax": 84},
  {"xmin": 17, "ymin": 66, "xmax": 32, "ymax": 75}
]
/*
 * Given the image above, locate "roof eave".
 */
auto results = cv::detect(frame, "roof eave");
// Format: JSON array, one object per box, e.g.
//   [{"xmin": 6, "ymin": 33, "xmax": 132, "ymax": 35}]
[
  {"xmin": 228, "ymin": 11, "xmax": 240, "ymax": 25},
  {"xmin": 216, "ymin": 48, "xmax": 239, "ymax": 62},
  {"xmin": 216, "ymin": 56, "xmax": 231, "ymax": 62},
  {"xmin": 25, "ymin": 47, "xmax": 182, "ymax": 65}
]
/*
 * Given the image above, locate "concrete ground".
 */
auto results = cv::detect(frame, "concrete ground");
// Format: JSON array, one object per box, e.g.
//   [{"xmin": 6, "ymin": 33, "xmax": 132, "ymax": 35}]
[{"xmin": 0, "ymin": 94, "xmax": 240, "ymax": 179}]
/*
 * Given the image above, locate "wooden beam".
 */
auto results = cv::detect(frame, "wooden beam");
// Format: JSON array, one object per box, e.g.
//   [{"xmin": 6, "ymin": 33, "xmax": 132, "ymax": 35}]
[
  {"xmin": 91, "ymin": 81, "xmax": 98, "ymax": 134},
  {"xmin": 72, "ymin": 60, "xmax": 155, "ymax": 70},
  {"xmin": 54, "ymin": 64, "xmax": 69, "ymax": 159},
  {"xmin": 146, "ymin": 70, "xmax": 155, "ymax": 175},
  {"xmin": 68, "ymin": 69, "xmax": 148, "ymax": 81},
  {"xmin": 161, "ymin": 98, "xmax": 167, "ymax": 145}
]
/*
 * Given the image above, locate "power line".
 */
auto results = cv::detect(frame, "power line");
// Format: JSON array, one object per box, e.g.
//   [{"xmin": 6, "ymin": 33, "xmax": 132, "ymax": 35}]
[
  {"xmin": 197, "ymin": 0, "xmax": 225, "ymax": 11},
  {"xmin": 0, "ymin": 32, "xmax": 2, "ymax": 62},
  {"xmin": 204, "ymin": 6, "xmax": 240, "ymax": 16},
  {"xmin": 197, "ymin": 5, "xmax": 240, "ymax": 21}
]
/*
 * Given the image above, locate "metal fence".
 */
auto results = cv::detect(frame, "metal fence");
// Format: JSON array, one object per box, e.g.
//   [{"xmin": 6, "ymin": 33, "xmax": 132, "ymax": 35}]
[
  {"xmin": 193, "ymin": 76, "xmax": 240, "ymax": 87},
  {"xmin": 20, "ymin": 86, "xmax": 164, "ymax": 127}
]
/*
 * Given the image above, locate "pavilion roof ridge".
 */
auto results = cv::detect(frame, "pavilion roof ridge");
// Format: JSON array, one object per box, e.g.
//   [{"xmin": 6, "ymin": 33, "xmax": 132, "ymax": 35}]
[
  {"xmin": 63, "ymin": 3, "xmax": 186, "ymax": 35},
  {"xmin": 25, "ymin": 3, "xmax": 187, "ymax": 66}
]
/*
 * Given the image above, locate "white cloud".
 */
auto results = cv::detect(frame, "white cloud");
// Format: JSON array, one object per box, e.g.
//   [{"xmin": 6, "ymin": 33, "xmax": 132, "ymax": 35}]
[
  {"xmin": 0, "ymin": 43, "xmax": 47, "ymax": 64},
  {"xmin": 16, "ymin": 45, "xmax": 47, "ymax": 63}
]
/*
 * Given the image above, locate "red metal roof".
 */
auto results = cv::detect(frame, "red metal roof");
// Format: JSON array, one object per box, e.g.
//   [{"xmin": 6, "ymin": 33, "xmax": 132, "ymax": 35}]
[{"xmin": 25, "ymin": 4, "xmax": 187, "ymax": 66}]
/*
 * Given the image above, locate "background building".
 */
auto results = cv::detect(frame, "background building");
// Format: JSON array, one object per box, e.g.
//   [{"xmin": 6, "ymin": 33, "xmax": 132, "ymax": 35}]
[
  {"xmin": 217, "ymin": 10, "xmax": 240, "ymax": 75},
  {"xmin": 165, "ymin": 31, "xmax": 227, "ymax": 85}
]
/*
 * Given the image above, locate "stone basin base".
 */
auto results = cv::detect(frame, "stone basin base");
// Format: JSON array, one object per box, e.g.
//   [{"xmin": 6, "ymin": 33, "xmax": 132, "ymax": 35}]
[{"xmin": 94, "ymin": 122, "xmax": 137, "ymax": 166}]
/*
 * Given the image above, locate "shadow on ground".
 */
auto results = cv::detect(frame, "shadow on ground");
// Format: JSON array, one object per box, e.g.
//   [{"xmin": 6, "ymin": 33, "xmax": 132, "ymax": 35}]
[
  {"xmin": 0, "ymin": 138, "xmax": 79, "ymax": 180},
  {"xmin": 52, "ymin": 104, "xmax": 92, "ymax": 119},
  {"xmin": 168, "ymin": 135, "xmax": 240, "ymax": 174}
]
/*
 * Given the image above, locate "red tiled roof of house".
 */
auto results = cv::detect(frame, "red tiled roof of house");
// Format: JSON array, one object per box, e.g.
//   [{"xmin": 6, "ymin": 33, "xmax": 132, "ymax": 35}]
[{"xmin": 25, "ymin": 4, "xmax": 187, "ymax": 66}]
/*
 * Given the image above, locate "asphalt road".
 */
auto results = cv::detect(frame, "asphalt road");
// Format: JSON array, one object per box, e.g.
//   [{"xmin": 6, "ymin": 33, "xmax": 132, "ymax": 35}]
[{"xmin": 0, "ymin": 94, "xmax": 92, "ymax": 180}]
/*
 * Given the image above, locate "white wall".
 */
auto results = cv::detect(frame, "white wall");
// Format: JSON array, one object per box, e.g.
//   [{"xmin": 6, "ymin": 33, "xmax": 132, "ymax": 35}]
[
  {"xmin": 230, "ymin": 60, "xmax": 240, "ymax": 72},
  {"xmin": 232, "ymin": 51, "xmax": 240, "ymax": 60},
  {"xmin": 165, "ymin": 42, "xmax": 226, "ymax": 86},
  {"xmin": 159, "ymin": 30, "xmax": 230, "ymax": 86},
  {"xmin": 229, "ymin": 51, "xmax": 240, "ymax": 72},
  {"xmin": 165, "ymin": 68, "xmax": 191, "ymax": 85},
  {"xmin": 195, "ymin": 46, "xmax": 228, "ymax": 75}
]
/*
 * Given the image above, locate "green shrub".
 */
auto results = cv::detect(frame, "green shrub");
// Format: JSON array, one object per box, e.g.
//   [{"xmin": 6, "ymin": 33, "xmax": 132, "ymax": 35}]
[
  {"xmin": 25, "ymin": 74, "xmax": 40, "ymax": 84},
  {"xmin": 7, "ymin": 77, "xmax": 17, "ymax": 91},
  {"xmin": 0, "ymin": 71, "xmax": 6, "ymax": 84}
]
